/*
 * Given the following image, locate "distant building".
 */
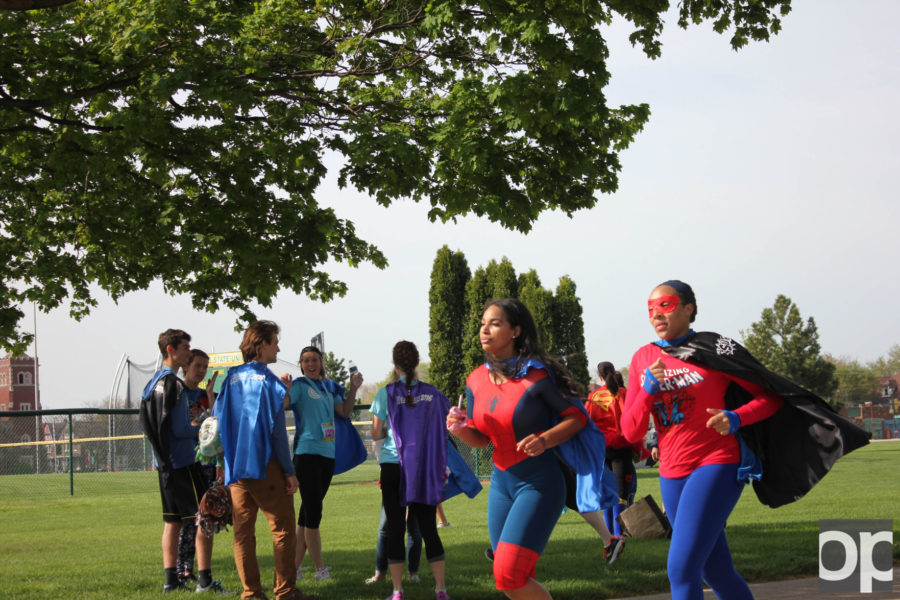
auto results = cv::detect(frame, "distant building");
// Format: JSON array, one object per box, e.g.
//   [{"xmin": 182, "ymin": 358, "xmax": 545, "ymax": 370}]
[
  {"xmin": 877, "ymin": 374, "xmax": 900, "ymax": 412},
  {"xmin": 0, "ymin": 353, "xmax": 40, "ymax": 416},
  {"xmin": 843, "ymin": 374, "xmax": 899, "ymax": 439}
]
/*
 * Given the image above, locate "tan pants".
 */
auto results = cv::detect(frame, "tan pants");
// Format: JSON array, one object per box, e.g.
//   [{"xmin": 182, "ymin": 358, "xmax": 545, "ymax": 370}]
[{"xmin": 231, "ymin": 460, "xmax": 297, "ymax": 600}]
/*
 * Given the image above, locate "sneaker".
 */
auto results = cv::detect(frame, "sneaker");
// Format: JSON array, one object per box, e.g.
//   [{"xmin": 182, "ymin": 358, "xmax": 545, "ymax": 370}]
[
  {"xmin": 435, "ymin": 590, "xmax": 450, "ymax": 600},
  {"xmin": 163, "ymin": 581, "xmax": 188, "ymax": 593},
  {"xmin": 365, "ymin": 573, "xmax": 386, "ymax": 585},
  {"xmin": 484, "ymin": 547, "xmax": 494, "ymax": 562},
  {"xmin": 386, "ymin": 592, "xmax": 404, "ymax": 600},
  {"xmin": 408, "ymin": 573, "xmax": 421, "ymax": 583},
  {"xmin": 437, "ymin": 521, "xmax": 451, "ymax": 528},
  {"xmin": 603, "ymin": 536, "xmax": 625, "ymax": 564},
  {"xmin": 195, "ymin": 579, "xmax": 232, "ymax": 594},
  {"xmin": 295, "ymin": 566, "xmax": 303, "ymax": 580},
  {"xmin": 314, "ymin": 566, "xmax": 330, "ymax": 581}
]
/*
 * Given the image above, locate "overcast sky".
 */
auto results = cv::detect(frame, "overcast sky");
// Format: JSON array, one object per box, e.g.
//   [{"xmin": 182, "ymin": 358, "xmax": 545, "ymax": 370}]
[{"xmin": 22, "ymin": 0, "xmax": 900, "ymax": 409}]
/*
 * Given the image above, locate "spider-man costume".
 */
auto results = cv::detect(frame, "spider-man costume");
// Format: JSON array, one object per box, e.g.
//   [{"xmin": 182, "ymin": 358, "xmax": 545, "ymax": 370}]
[{"xmin": 464, "ymin": 363, "xmax": 586, "ymax": 590}]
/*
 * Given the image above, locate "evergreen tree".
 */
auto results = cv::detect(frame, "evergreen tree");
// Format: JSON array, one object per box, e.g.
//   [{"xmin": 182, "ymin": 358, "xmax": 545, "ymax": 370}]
[
  {"xmin": 463, "ymin": 267, "xmax": 491, "ymax": 378},
  {"xmin": 517, "ymin": 270, "xmax": 556, "ymax": 351},
  {"xmin": 428, "ymin": 246, "xmax": 471, "ymax": 400},
  {"xmin": 322, "ymin": 351, "xmax": 349, "ymax": 390},
  {"xmin": 741, "ymin": 295, "xmax": 838, "ymax": 399},
  {"xmin": 552, "ymin": 276, "xmax": 590, "ymax": 391},
  {"xmin": 485, "ymin": 257, "xmax": 518, "ymax": 299}
]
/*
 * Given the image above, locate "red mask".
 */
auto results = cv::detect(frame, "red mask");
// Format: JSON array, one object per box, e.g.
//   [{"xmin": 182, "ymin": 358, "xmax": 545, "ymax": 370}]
[{"xmin": 648, "ymin": 294, "xmax": 680, "ymax": 317}]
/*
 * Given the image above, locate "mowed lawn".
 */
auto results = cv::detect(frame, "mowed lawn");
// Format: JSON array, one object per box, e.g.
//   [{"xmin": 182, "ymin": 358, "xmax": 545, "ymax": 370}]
[{"xmin": 1, "ymin": 443, "xmax": 897, "ymax": 600}]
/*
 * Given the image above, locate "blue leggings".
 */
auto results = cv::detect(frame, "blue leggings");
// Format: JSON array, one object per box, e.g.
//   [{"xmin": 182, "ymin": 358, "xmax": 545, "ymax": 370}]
[
  {"xmin": 488, "ymin": 454, "xmax": 565, "ymax": 554},
  {"xmin": 660, "ymin": 463, "xmax": 753, "ymax": 600}
]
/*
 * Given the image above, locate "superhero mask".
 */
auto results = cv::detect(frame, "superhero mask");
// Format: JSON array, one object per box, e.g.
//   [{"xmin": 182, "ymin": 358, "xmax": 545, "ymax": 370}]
[{"xmin": 648, "ymin": 294, "xmax": 680, "ymax": 317}]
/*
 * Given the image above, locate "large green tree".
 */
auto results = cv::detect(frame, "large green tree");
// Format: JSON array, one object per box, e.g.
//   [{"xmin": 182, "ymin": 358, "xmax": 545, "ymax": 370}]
[
  {"xmin": 0, "ymin": 1, "xmax": 792, "ymax": 352},
  {"xmin": 428, "ymin": 246, "xmax": 470, "ymax": 399},
  {"xmin": 551, "ymin": 275, "xmax": 590, "ymax": 390},
  {"xmin": 517, "ymin": 269, "xmax": 555, "ymax": 351},
  {"xmin": 462, "ymin": 266, "xmax": 491, "ymax": 377},
  {"xmin": 741, "ymin": 294, "xmax": 837, "ymax": 399}
]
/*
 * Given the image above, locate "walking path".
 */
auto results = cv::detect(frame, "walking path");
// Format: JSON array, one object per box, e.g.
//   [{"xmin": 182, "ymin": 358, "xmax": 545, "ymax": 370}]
[{"xmin": 611, "ymin": 567, "xmax": 899, "ymax": 599}]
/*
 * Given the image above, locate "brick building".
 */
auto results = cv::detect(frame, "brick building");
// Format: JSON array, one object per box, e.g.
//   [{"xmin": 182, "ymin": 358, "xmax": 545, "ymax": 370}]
[{"xmin": 0, "ymin": 353, "xmax": 40, "ymax": 414}]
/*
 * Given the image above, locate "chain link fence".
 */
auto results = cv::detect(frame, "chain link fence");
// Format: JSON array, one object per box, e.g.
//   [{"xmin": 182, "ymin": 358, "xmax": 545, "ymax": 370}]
[{"xmin": 0, "ymin": 408, "xmax": 495, "ymax": 499}]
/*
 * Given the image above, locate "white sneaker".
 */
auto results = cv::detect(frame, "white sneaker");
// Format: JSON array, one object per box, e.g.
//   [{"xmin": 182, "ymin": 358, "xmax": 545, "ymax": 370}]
[
  {"xmin": 408, "ymin": 573, "xmax": 421, "ymax": 583},
  {"xmin": 314, "ymin": 566, "xmax": 331, "ymax": 581},
  {"xmin": 365, "ymin": 573, "xmax": 386, "ymax": 585},
  {"xmin": 295, "ymin": 566, "xmax": 303, "ymax": 580}
]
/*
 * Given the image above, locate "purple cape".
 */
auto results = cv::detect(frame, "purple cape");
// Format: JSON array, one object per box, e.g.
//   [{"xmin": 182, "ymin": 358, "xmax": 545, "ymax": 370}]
[{"xmin": 385, "ymin": 381, "xmax": 449, "ymax": 506}]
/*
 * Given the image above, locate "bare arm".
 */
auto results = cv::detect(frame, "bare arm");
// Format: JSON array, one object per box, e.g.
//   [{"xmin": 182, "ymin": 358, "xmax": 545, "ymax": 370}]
[
  {"xmin": 335, "ymin": 372, "xmax": 363, "ymax": 419},
  {"xmin": 516, "ymin": 413, "xmax": 584, "ymax": 457},
  {"xmin": 371, "ymin": 415, "xmax": 386, "ymax": 441}
]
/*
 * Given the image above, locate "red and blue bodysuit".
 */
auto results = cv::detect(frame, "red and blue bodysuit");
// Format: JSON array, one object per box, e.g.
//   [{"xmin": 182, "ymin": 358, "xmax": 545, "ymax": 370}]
[
  {"xmin": 464, "ymin": 363, "xmax": 588, "ymax": 591},
  {"xmin": 621, "ymin": 333, "xmax": 782, "ymax": 600}
]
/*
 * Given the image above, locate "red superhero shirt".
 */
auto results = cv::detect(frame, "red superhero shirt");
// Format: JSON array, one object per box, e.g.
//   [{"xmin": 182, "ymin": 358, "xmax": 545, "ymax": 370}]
[
  {"xmin": 585, "ymin": 385, "xmax": 635, "ymax": 450},
  {"xmin": 464, "ymin": 365, "xmax": 585, "ymax": 471},
  {"xmin": 621, "ymin": 344, "xmax": 782, "ymax": 478}
]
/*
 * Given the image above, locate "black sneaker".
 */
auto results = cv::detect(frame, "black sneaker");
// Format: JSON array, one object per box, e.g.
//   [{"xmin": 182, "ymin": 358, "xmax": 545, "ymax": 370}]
[
  {"xmin": 484, "ymin": 547, "xmax": 494, "ymax": 562},
  {"xmin": 603, "ymin": 536, "xmax": 625, "ymax": 564},
  {"xmin": 195, "ymin": 579, "xmax": 233, "ymax": 594}
]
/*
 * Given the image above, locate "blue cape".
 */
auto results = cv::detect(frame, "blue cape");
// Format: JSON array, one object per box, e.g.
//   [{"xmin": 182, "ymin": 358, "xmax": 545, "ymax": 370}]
[
  {"xmin": 443, "ymin": 440, "xmax": 483, "ymax": 501},
  {"xmin": 215, "ymin": 362, "xmax": 286, "ymax": 484},
  {"xmin": 290, "ymin": 377, "xmax": 367, "ymax": 475},
  {"xmin": 507, "ymin": 358, "xmax": 620, "ymax": 513}
]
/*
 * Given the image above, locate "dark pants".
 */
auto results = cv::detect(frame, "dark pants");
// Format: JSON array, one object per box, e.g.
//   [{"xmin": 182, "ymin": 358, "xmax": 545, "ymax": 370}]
[{"xmin": 379, "ymin": 462, "xmax": 444, "ymax": 564}]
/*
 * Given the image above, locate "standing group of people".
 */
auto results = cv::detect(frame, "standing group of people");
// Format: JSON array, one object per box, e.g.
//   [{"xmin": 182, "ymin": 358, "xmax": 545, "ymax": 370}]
[{"xmin": 142, "ymin": 278, "xmax": 868, "ymax": 600}]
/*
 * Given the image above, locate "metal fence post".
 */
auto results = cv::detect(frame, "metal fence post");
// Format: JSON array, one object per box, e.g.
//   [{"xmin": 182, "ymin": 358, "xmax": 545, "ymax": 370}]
[
  {"xmin": 68, "ymin": 412, "xmax": 74, "ymax": 496},
  {"xmin": 34, "ymin": 415, "xmax": 39, "ymax": 474}
]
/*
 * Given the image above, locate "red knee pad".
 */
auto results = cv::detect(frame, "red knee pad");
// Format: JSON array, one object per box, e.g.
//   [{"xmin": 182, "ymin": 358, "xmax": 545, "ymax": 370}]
[{"xmin": 493, "ymin": 541, "xmax": 540, "ymax": 590}]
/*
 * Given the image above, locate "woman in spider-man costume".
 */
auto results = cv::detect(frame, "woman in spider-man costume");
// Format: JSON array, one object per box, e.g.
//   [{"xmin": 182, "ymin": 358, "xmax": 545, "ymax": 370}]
[
  {"xmin": 621, "ymin": 280, "xmax": 868, "ymax": 600},
  {"xmin": 448, "ymin": 297, "xmax": 616, "ymax": 600}
]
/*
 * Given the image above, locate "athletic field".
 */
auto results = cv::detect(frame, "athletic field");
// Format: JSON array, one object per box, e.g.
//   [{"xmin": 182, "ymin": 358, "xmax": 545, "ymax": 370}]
[{"xmin": 1, "ymin": 443, "xmax": 897, "ymax": 599}]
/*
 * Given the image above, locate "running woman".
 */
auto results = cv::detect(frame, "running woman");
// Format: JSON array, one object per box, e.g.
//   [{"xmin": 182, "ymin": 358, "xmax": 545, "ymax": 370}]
[
  {"xmin": 621, "ymin": 280, "xmax": 868, "ymax": 600},
  {"xmin": 448, "ymin": 298, "xmax": 617, "ymax": 600}
]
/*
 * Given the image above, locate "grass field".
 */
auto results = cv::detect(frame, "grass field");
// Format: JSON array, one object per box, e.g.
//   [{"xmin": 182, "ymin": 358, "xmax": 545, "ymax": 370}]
[{"xmin": 1, "ymin": 442, "xmax": 897, "ymax": 599}]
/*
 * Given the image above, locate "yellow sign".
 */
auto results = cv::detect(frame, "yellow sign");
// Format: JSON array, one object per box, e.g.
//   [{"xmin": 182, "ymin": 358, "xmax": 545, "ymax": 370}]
[{"xmin": 208, "ymin": 352, "xmax": 243, "ymax": 367}]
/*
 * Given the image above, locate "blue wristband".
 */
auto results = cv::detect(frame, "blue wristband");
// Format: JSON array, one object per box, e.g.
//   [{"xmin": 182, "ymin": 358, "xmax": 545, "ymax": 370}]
[
  {"xmin": 643, "ymin": 368, "xmax": 660, "ymax": 395},
  {"xmin": 723, "ymin": 410, "xmax": 741, "ymax": 434}
]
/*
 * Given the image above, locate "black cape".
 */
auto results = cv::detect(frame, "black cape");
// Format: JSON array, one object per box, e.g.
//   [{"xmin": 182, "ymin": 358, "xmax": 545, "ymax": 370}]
[
  {"xmin": 138, "ymin": 370, "xmax": 185, "ymax": 487},
  {"xmin": 662, "ymin": 332, "xmax": 869, "ymax": 508}
]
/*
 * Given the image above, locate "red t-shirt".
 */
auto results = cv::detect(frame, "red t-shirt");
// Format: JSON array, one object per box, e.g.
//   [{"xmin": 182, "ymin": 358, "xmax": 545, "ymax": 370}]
[{"xmin": 621, "ymin": 343, "xmax": 782, "ymax": 478}]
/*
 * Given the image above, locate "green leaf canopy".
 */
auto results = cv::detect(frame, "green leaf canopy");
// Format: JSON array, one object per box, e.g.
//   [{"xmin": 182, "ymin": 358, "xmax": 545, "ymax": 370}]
[{"xmin": 0, "ymin": 0, "xmax": 791, "ymax": 351}]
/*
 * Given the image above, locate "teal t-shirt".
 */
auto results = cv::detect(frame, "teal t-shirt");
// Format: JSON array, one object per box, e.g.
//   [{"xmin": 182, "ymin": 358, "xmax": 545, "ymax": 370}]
[{"xmin": 290, "ymin": 377, "xmax": 342, "ymax": 458}]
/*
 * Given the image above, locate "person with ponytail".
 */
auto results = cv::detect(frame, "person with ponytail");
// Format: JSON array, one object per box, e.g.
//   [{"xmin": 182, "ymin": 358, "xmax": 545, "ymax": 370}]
[
  {"xmin": 447, "ymin": 298, "xmax": 618, "ymax": 600},
  {"xmin": 621, "ymin": 280, "xmax": 868, "ymax": 600},
  {"xmin": 284, "ymin": 345, "xmax": 363, "ymax": 582},
  {"xmin": 370, "ymin": 341, "xmax": 451, "ymax": 600},
  {"xmin": 585, "ymin": 361, "xmax": 642, "ymax": 541}
]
